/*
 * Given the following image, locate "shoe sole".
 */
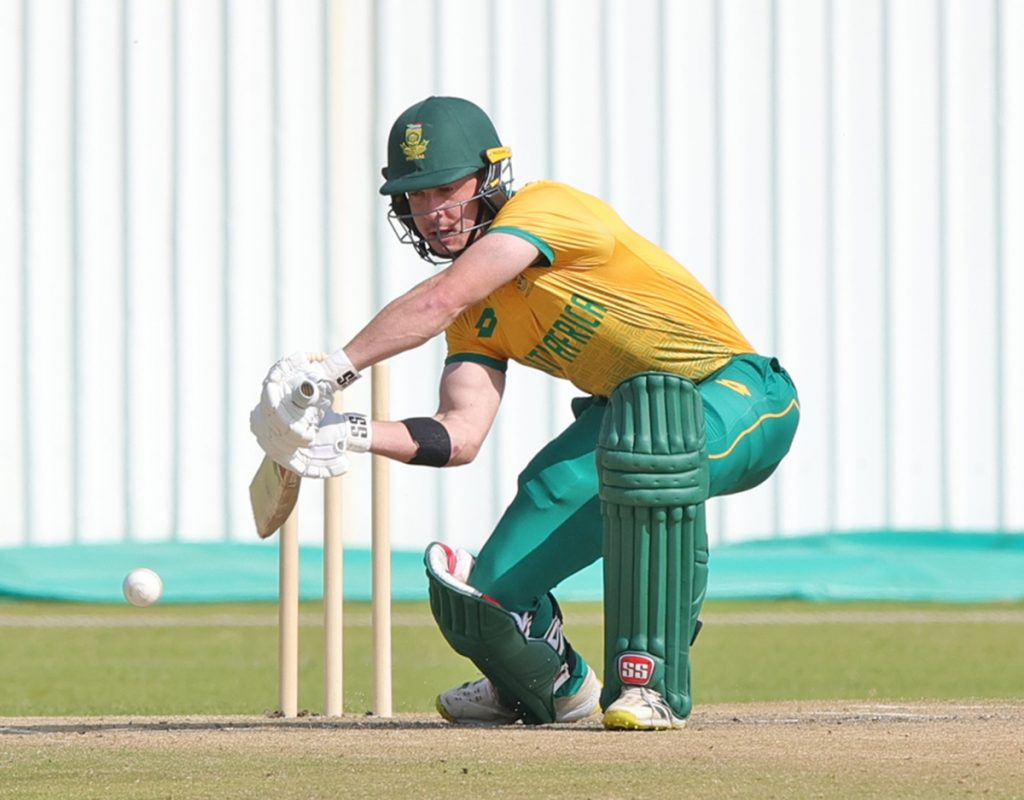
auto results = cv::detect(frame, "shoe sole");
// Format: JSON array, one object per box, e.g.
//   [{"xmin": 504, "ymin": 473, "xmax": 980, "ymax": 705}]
[{"xmin": 602, "ymin": 709, "xmax": 687, "ymax": 731}]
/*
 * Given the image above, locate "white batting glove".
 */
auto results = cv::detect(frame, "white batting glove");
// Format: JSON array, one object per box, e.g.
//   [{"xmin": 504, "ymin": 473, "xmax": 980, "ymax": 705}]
[
  {"xmin": 278, "ymin": 410, "xmax": 372, "ymax": 479},
  {"xmin": 254, "ymin": 349, "xmax": 361, "ymax": 446},
  {"xmin": 252, "ymin": 353, "xmax": 332, "ymax": 450}
]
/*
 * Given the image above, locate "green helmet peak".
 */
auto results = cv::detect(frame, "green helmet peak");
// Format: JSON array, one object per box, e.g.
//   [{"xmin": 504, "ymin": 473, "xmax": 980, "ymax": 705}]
[{"xmin": 379, "ymin": 96, "xmax": 506, "ymax": 196}]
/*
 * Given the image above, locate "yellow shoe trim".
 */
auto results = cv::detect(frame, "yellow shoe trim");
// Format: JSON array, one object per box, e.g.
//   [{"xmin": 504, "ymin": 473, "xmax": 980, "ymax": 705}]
[
  {"xmin": 602, "ymin": 709, "xmax": 687, "ymax": 731},
  {"xmin": 602, "ymin": 709, "xmax": 649, "ymax": 730}
]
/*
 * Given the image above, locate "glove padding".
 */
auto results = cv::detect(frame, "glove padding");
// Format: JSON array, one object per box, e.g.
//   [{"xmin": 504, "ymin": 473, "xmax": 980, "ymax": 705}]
[
  {"xmin": 251, "ymin": 353, "xmax": 335, "ymax": 452},
  {"xmin": 425, "ymin": 542, "xmax": 478, "ymax": 592},
  {"xmin": 425, "ymin": 542, "xmax": 537, "ymax": 632},
  {"xmin": 260, "ymin": 409, "xmax": 372, "ymax": 479},
  {"xmin": 251, "ymin": 349, "xmax": 361, "ymax": 447}
]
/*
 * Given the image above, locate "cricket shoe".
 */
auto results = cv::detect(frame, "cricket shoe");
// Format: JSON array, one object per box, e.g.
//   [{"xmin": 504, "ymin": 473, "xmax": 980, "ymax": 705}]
[
  {"xmin": 602, "ymin": 687, "xmax": 688, "ymax": 731},
  {"xmin": 436, "ymin": 664, "xmax": 601, "ymax": 725}
]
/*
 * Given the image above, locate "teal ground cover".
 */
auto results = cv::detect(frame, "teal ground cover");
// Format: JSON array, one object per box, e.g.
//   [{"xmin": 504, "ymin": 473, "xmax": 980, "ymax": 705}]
[{"xmin": 1, "ymin": 531, "xmax": 1022, "ymax": 604}]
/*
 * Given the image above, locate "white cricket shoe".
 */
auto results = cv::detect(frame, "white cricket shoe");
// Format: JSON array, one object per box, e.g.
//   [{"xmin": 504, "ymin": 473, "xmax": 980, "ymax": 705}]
[
  {"xmin": 602, "ymin": 687, "xmax": 688, "ymax": 731},
  {"xmin": 436, "ymin": 665, "xmax": 601, "ymax": 725},
  {"xmin": 435, "ymin": 677, "xmax": 518, "ymax": 724}
]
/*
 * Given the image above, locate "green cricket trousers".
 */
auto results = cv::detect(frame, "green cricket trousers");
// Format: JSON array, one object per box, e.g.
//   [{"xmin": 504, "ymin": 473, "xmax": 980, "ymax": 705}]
[{"xmin": 469, "ymin": 353, "xmax": 800, "ymax": 611}]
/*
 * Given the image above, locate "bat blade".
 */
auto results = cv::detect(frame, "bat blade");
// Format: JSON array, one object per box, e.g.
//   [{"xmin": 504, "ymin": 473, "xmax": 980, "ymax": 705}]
[{"xmin": 249, "ymin": 455, "xmax": 302, "ymax": 539}]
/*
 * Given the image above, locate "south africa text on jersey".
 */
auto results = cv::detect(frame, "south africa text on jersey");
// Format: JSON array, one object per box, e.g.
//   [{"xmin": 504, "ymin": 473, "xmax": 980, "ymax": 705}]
[{"xmin": 523, "ymin": 294, "xmax": 607, "ymax": 374}]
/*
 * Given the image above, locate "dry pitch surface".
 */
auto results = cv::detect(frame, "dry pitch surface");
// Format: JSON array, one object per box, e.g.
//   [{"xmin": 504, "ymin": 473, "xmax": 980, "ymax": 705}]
[{"xmin": 3, "ymin": 700, "xmax": 1023, "ymax": 799}]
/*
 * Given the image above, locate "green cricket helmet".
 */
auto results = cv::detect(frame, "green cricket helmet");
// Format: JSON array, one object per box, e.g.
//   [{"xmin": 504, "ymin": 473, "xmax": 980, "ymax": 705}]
[{"xmin": 379, "ymin": 96, "xmax": 513, "ymax": 264}]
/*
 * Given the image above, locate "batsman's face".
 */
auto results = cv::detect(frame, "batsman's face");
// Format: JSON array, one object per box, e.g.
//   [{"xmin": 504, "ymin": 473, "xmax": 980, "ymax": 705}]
[{"xmin": 406, "ymin": 174, "xmax": 482, "ymax": 258}]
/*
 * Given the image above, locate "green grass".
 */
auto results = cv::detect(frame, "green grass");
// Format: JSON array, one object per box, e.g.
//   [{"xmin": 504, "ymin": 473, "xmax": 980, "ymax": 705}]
[
  {"xmin": 692, "ymin": 602, "xmax": 1024, "ymax": 702},
  {"xmin": 1, "ymin": 599, "xmax": 1022, "ymax": 715},
  {"xmin": 3, "ymin": 599, "xmax": 1023, "ymax": 800}
]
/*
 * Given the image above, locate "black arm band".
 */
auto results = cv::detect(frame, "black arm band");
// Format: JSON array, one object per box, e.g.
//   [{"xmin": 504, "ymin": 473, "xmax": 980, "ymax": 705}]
[{"xmin": 401, "ymin": 417, "xmax": 452, "ymax": 467}]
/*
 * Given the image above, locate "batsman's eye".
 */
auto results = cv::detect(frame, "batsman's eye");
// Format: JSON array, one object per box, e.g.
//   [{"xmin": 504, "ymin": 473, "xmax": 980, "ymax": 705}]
[{"xmin": 475, "ymin": 307, "xmax": 498, "ymax": 338}]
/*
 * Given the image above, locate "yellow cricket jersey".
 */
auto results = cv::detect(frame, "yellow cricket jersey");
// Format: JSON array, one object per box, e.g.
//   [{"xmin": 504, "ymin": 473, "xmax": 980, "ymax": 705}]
[{"xmin": 445, "ymin": 181, "xmax": 755, "ymax": 397}]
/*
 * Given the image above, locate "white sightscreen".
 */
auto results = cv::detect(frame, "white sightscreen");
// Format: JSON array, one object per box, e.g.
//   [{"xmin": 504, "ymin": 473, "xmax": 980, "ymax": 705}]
[{"xmin": 1, "ymin": 0, "xmax": 1021, "ymax": 552}]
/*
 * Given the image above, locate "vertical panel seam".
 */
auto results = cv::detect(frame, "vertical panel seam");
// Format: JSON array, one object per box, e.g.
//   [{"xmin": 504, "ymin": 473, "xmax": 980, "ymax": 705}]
[
  {"xmin": 824, "ymin": 0, "xmax": 837, "ymax": 532},
  {"xmin": 121, "ymin": 0, "xmax": 134, "ymax": 541},
  {"xmin": 322, "ymin": 0, "xmax": 333, "ymax": 356},
  {"xmin": 881, "ymin": 0, "xmax": 893, "ymax": 528},
  {"xmin": 171, "ymin": 0, "xmax": 182, "ymax": 541},
  {"xmin": 72, "ymin": 0, "xmax": 81, "ymax": 542},
  {"xmin": 271, "ymin": 0, "xmax": 283, "ymax": 357},
  {"xmin": 222, "ymin": 0, "xmax": 233, "ymax": 541},
  {"xmin": 20, "ymin": 0, "xmax": 33, "ymax": 544},
  {"xmin": 993, "ymin": 0, "xmax": 1005, "ymax": 530},
  {"xmin": 936, "ymin": 0, "xmax": 949, "ymax": 527}
]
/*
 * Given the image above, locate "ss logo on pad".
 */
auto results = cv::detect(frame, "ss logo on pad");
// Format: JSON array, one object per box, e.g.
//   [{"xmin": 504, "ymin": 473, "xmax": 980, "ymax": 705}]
[{"xmin": 618, "ymin": 654, "xmax": 655, "ymax": 685}]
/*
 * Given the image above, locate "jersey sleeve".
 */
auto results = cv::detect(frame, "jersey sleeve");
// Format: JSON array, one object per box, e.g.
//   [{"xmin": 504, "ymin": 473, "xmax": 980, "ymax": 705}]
[
  {"xmin": 488, "ymin": 182, "xmax": 614, "ymax": 268},
  {"xmin": 444, "ymin": 308, "xmax": 509, "ymax": 372}
]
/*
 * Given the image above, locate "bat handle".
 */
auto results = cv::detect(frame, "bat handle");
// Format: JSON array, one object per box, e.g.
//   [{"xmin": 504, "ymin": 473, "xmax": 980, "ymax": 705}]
[{"xmin": 293, "ymin": 378, "xmax": 321, "ymax": 408}]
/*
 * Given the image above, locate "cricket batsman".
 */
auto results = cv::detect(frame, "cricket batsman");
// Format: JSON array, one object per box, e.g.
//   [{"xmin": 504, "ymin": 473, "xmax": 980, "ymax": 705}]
[{"xmin": 250, "ymin": 96, "xmax": 800, "ymax": 730}]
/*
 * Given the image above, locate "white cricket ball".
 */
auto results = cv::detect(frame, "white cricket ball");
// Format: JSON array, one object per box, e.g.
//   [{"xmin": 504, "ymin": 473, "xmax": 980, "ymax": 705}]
[{"xmin": 122, "ymin": 567, "xmax": 164, "ymax": 607}]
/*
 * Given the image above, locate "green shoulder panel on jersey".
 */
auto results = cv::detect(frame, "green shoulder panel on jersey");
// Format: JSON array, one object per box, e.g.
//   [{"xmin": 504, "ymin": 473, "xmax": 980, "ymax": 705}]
[
  {"xmin": 444, "ymin": 352, "xmax": 508, "ymax": 372},
  {"xmin": 487, "ymin": 226, "xmax": 554, "ymax": 265}
]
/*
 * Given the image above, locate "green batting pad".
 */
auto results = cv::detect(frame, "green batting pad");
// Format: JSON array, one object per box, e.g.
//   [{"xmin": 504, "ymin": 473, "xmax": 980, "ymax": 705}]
[{"xmin": 598, "ymin": 373, "xmax": 709, "ymax": 719}]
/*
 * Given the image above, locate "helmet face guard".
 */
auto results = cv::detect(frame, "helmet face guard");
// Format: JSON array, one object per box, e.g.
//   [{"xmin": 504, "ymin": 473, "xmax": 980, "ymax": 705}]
[{"xmin": 386, "ymin": 156, "xmax": 513, "ymax": 265}]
